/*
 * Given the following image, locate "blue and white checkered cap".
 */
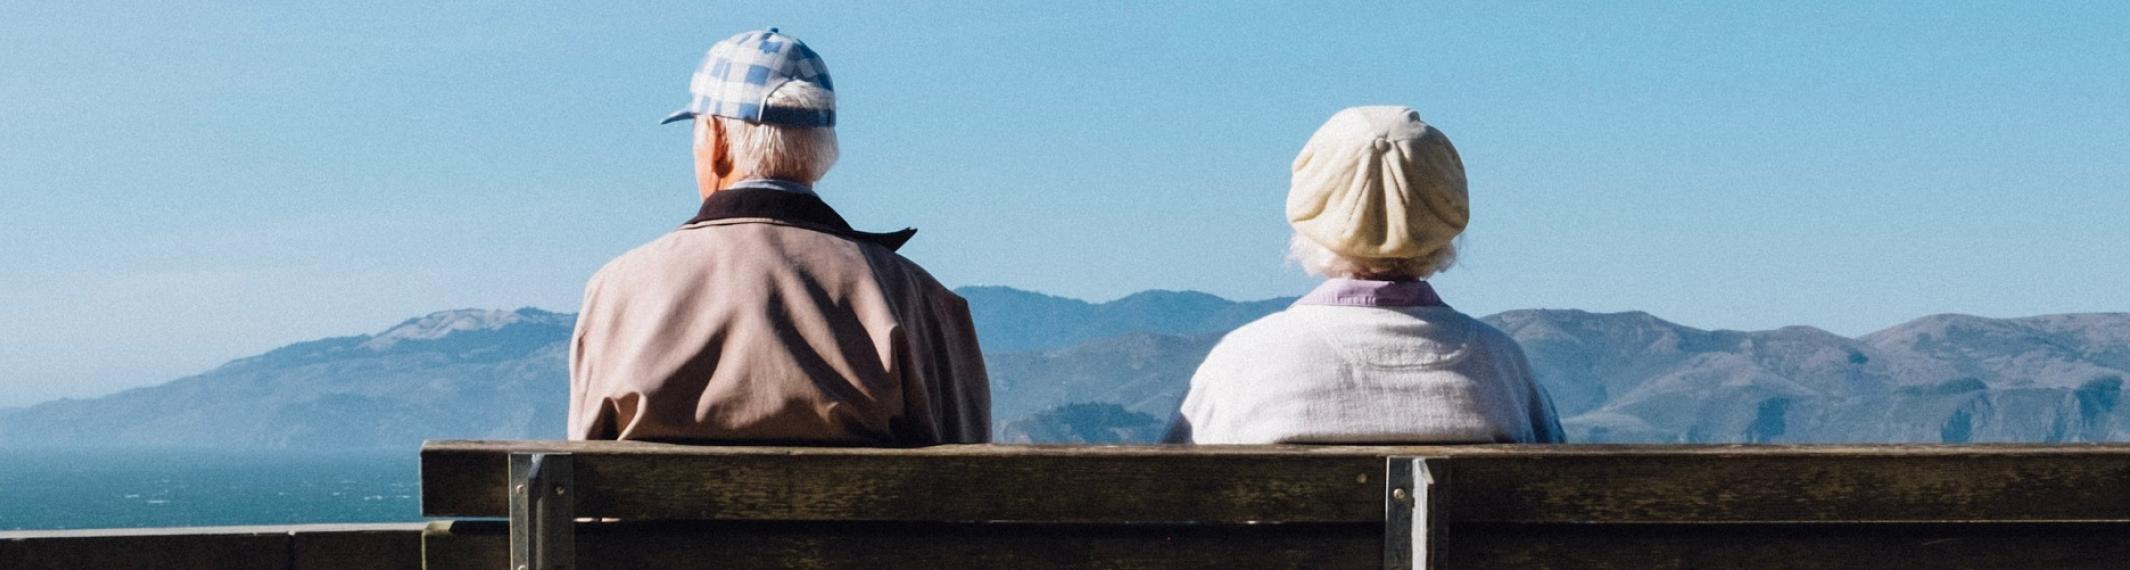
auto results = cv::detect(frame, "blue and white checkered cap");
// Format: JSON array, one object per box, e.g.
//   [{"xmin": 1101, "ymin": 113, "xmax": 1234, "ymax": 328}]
[{"xmin": 661, "ymin": 29, "xmax": 835, "ymax": 128}]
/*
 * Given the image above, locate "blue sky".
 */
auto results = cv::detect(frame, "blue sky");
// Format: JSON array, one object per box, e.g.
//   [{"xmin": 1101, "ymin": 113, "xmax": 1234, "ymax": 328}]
[{"xmin": 3, "ymin": 2, "xmax": 2126, "ymax": 406}]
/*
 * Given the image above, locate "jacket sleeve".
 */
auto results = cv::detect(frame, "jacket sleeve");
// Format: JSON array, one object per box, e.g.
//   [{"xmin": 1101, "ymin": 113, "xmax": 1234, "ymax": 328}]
[
  {"xmin": 1530, "ymin": 383, "xmax": 1566, "ymax": 443},
  {"xmin": 1507, "ymin": 344, "xmax": 1566, "ymax": 444},
  {"xmin": 1164, "ymin": 334, "xmax": 1236, "ymax": 445},
  {"xmin": 927, "ymin": 291, "xmax": 993, "ymax": 443},
  {"xmin": 1159, "ymin": 412, "xmax": 1195, "ymax": 444},
  {"xmin": 566, "ymin": 271, "xmax": 610, "ymax": 440}
]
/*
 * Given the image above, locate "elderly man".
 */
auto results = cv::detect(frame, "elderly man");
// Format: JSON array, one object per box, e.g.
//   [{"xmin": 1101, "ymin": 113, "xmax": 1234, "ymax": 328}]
[{"xmin": 568, "ymin": 29, "xmax": 990, "ymax": 445}]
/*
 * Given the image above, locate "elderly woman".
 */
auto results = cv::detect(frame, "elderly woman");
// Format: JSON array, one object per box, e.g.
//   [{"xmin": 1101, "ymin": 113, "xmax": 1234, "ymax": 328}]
[{"xmin": 1166, "ymin": 106, "xmax": 1563, "ymax": 444}]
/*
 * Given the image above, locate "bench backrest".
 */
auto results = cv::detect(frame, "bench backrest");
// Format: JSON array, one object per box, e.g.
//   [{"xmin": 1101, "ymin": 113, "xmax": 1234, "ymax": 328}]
[{"xmin": 419, "ymin": 441, "xmax": 2130, "ymax": 568}]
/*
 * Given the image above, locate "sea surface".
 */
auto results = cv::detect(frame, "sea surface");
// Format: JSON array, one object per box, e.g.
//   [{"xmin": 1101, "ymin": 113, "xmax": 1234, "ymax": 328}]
[{"xmin": 0, "ymin": 448, "xmax": 421, "ymax": 531}]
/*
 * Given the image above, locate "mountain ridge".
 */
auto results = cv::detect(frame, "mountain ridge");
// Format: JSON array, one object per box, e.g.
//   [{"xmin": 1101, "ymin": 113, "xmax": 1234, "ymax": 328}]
[
  {"xmin": 957, "ymin": 285, "xmax": 1293, "ymax": 352},
  {"xmin": 3, "ymin": 287, "xmax": 2124, "ymax": 447}
]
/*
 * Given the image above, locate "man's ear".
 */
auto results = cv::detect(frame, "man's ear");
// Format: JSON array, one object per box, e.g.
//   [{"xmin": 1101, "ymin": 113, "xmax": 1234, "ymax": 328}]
[{"xmin": 706, "ymin": 119, "xmax": 734, "ymax": 178}]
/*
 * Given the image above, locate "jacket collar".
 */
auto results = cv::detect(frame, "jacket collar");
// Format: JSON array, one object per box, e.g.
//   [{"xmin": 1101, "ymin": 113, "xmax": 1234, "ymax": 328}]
[
  {"xmin": 725, "ymin": 178, "xmax": 815, "ymax": 195},
  {"xmin": 1293, "ymin": 278, "xmax": 1449, "ymax": 308},
  {"xmin": 683, "ymin": 187, "xmax": 918, "ymax": 251}
]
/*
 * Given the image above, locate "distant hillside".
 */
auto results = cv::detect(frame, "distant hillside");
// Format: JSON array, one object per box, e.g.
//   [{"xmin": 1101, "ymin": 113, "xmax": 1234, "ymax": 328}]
[
  {"xmin": 2, "ymin": 287, "xmax": 2125, "ymax": 448},
  {"xmin": 1490, "ymin": 310, "xmax": 2130, "ymax": 442},
  {"xmin": 1860, "ymin": 313, "xmax": 2130, "ymax": 388},
  {"xmin": 997, "ymin": 403, "xmax": 1166, "ymax": 444},
  {"xmin": 0, "ymin": 309, "xmax": 573, "ymax": 448},
  {"xmin": 988, "ymin": 331, "xmax": 1223, "ymax": 425},
  {"xmin": 958, "ymin": 286, "xmax": 1290, "ymax": 352}
]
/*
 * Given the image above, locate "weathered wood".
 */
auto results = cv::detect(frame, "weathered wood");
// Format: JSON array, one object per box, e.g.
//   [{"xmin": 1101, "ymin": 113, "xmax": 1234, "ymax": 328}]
[
  {"xmin": 1443, "ymin": 450, "xmax": 2130, "ymax": 523},
  {"xmin": 424, "ymin": 519, "xmax": 1378, "ymax": 569},
  {"xmin": 423, "ymin": 441, "xmax": 2130, "ymax": 524},
  {"xmin": 1449, "ymin": 522, "xmax": 2130, "ymax": 569},
  {"xmin": 15, "ymin": 443, "xmax": 2130, "ymax": 568},
  {"xmin": 0, "ymin": 530, "xmax": 288, "ymax": 570},
  {"xmin": 422, "ymin": 440, "xmax": 2130, "ymax": 458},
  {"xmin": 0, "ymin": 524, "xmax": 424, "ymax": 570},
  {"xmin": 290, "ymin": 526, "xmax": 426, "ymax": 570},
  {"xmin": 424, "ymin": 441, "xmax": 1388, "ymax": 523}
]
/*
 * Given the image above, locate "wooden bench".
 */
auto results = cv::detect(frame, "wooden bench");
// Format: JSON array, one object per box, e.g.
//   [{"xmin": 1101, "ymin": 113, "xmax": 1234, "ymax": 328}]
[
  {"xmin": 420, "ymin": 441, "xmax": 2130, "ymax": 569},
  {"xmin": 0, "ymin": 523, "xmax": 424, "ymax": 570}
]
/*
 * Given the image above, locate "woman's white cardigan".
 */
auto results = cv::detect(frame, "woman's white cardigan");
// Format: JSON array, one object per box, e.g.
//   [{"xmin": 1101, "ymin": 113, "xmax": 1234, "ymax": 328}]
[{"xmin": 1168, "ymin": 303, "xmax": 1564, "ymax": 444}]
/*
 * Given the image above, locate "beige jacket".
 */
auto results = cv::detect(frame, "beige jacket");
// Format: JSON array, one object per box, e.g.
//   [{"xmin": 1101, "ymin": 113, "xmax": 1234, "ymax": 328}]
[{"xmin": 568, "ymin": 188, "xmax": 990, "ymax": 444}]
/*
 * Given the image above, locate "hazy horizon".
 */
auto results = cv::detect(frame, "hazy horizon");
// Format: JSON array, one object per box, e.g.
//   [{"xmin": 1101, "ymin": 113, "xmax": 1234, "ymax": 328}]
[
  {"xmin": 5, "ymin": 281, "xmax": 2123, "ymax": 409},
  {"xmin": 6, "ymin": 2, "xmax": 2127, "ymax": 406}
]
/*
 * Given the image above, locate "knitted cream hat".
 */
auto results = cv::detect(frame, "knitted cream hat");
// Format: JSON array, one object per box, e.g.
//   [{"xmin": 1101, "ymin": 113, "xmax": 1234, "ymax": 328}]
[{"xmin": 1286, "ymin": 106, "xmax": 1468, "ymax": 260}]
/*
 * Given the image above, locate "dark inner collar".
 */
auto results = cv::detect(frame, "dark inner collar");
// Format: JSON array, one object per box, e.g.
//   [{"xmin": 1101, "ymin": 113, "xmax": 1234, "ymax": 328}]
[{"xmin": 684, "ymin": 188, "xmax": 917, "ymax": 251}]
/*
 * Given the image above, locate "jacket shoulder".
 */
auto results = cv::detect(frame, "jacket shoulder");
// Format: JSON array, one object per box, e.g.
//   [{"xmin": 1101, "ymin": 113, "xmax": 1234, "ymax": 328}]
[
  {"xmin": 848, "ymin": 240, "xmax": 960, "ymax": 298},
  {"xmin": 585, "ymin": 229, "xmax": 701, "ymax": 285},
  {"xmin": 1196, "ymin": 310, "xmax": 1337, "ymax": 373}
]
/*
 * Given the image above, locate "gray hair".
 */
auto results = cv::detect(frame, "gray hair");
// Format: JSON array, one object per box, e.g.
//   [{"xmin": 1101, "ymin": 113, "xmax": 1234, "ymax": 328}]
[
  {"xmin": 1287, "ymin": 233, "xmax": 1457, "ymax": 281},
  {"xmin": 697, "ymin": 80, "xmax": 839, "ymax": 183}
]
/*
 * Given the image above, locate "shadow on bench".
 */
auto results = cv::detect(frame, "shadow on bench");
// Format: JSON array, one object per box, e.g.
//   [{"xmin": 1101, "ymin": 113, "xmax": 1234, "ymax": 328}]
[{"xmin": 420, "ymin": 441, "xmax": 2130, "ymax": 569}]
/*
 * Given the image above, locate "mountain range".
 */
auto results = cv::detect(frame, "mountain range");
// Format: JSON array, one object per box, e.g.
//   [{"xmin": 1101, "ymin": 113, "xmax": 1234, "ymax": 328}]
[{"xmin": 1, "ymin": 287, "xmax": 2124, "ymax": 448}]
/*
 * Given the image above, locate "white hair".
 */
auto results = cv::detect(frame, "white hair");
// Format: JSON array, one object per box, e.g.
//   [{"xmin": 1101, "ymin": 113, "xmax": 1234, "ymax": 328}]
[
  {"xmin": 1287, "ymin": 233, "xmax": 1457, "ymax": 281},
  {"xmin": 697, "ymin": 80, "xmax": 839, "ymax": 183}
]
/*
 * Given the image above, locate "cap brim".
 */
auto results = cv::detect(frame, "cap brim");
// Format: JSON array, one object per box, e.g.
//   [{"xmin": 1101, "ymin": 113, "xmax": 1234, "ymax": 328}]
[{"xmin": 659, "ymin": 110, "xmax": 696, "ymax": 125}]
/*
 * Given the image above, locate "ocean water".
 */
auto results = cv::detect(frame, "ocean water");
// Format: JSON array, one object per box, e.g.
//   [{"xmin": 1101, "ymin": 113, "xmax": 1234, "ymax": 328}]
[{"xmin": 0, "ymin": 448, "xmax": 421, "ymax": 531}]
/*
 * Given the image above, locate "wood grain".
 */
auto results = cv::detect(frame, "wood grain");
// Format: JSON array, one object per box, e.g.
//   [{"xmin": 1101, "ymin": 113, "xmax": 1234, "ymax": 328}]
[
  {"xmin": 423, "ymin": 441, "xmax": 2130, "ymax": 523},
  {"xmin": 424, "ymin": 442, "xmax": 1388, "ymax": 523},
  {"xmin": 0, "ymin": 524, "xmax": 424, "ymax": 570},
  {"xmin": 1446, "ymin": 450, "xmax": 2130, "ymax": 523},
  {"xmin": 1450, "ymin": 522, "xmax": 2130, "ymax": 569},
  {"xmin": 424, "ymin": 519, "xmax": 1377, "ymax": 570}
]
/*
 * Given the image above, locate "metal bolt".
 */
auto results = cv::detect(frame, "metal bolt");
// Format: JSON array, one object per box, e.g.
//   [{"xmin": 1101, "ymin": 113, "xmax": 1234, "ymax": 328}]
[
  {"xmin": 514, "ymin": 484, "xmax": 526, "ymax": 495},
  {"xmin": 1356, "ymin": 474, "xmax": 1368, "ymax": 484},
  {"xmin": 554, "ymin": 485, "xmax": 567, "ymax": 496},
  {"xmin": 1391, "ymin": 487, "xmax": 1412, "ymax": 505},
  {"xmin": 517, "ymin": 565, "xmax": 528, "ymax": 570}
]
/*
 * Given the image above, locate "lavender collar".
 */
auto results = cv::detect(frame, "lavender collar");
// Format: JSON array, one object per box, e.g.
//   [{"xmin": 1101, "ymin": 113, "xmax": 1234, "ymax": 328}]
[{"xmin": 1293, "ymin": 279, "xmax": 1448, "ymax": 308}]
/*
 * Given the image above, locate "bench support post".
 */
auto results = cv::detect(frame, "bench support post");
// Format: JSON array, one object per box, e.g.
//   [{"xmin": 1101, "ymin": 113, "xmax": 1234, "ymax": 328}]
[
  {"xmin": 1384, "ymin": 456, "xmax": 1446, "ymax": 570},
  {"xmin": 510, "ymin": 452, "xmax": 574, "ymax": 570}
]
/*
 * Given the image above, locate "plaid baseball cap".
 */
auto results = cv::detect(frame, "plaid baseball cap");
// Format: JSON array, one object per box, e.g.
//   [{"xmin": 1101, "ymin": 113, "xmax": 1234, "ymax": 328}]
[{"xmin": 661, "ymin": 28, "xmax": 835, "ymax": 128}]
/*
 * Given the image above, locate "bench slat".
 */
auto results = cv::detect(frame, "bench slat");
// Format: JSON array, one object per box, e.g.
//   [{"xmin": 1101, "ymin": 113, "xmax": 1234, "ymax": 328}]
[
  {"xmin": 424, "ymin": 442, "xmax": 1385, "ymax": 523},
  {"xmin": 1451, "ymin": 522, "xmax": 2130, "ymax": 569},
  {"xmin": 422, "ymin": 441, "xmax": 2130, "ymax": 524},
  {"xmin": 0, "ymin": 525, "xmax": 424, "ymax": 570},
  {"xmin": 424, "ymin": 520, "xmax": 2130, "ymax": 569},
  {"xmin": 425, "ymin": 520, "xmax": 1378, "ymax": 569},
  {"xmin": 1448, "ymin": 451, "xmax": 2130, "ymax": 523}
]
